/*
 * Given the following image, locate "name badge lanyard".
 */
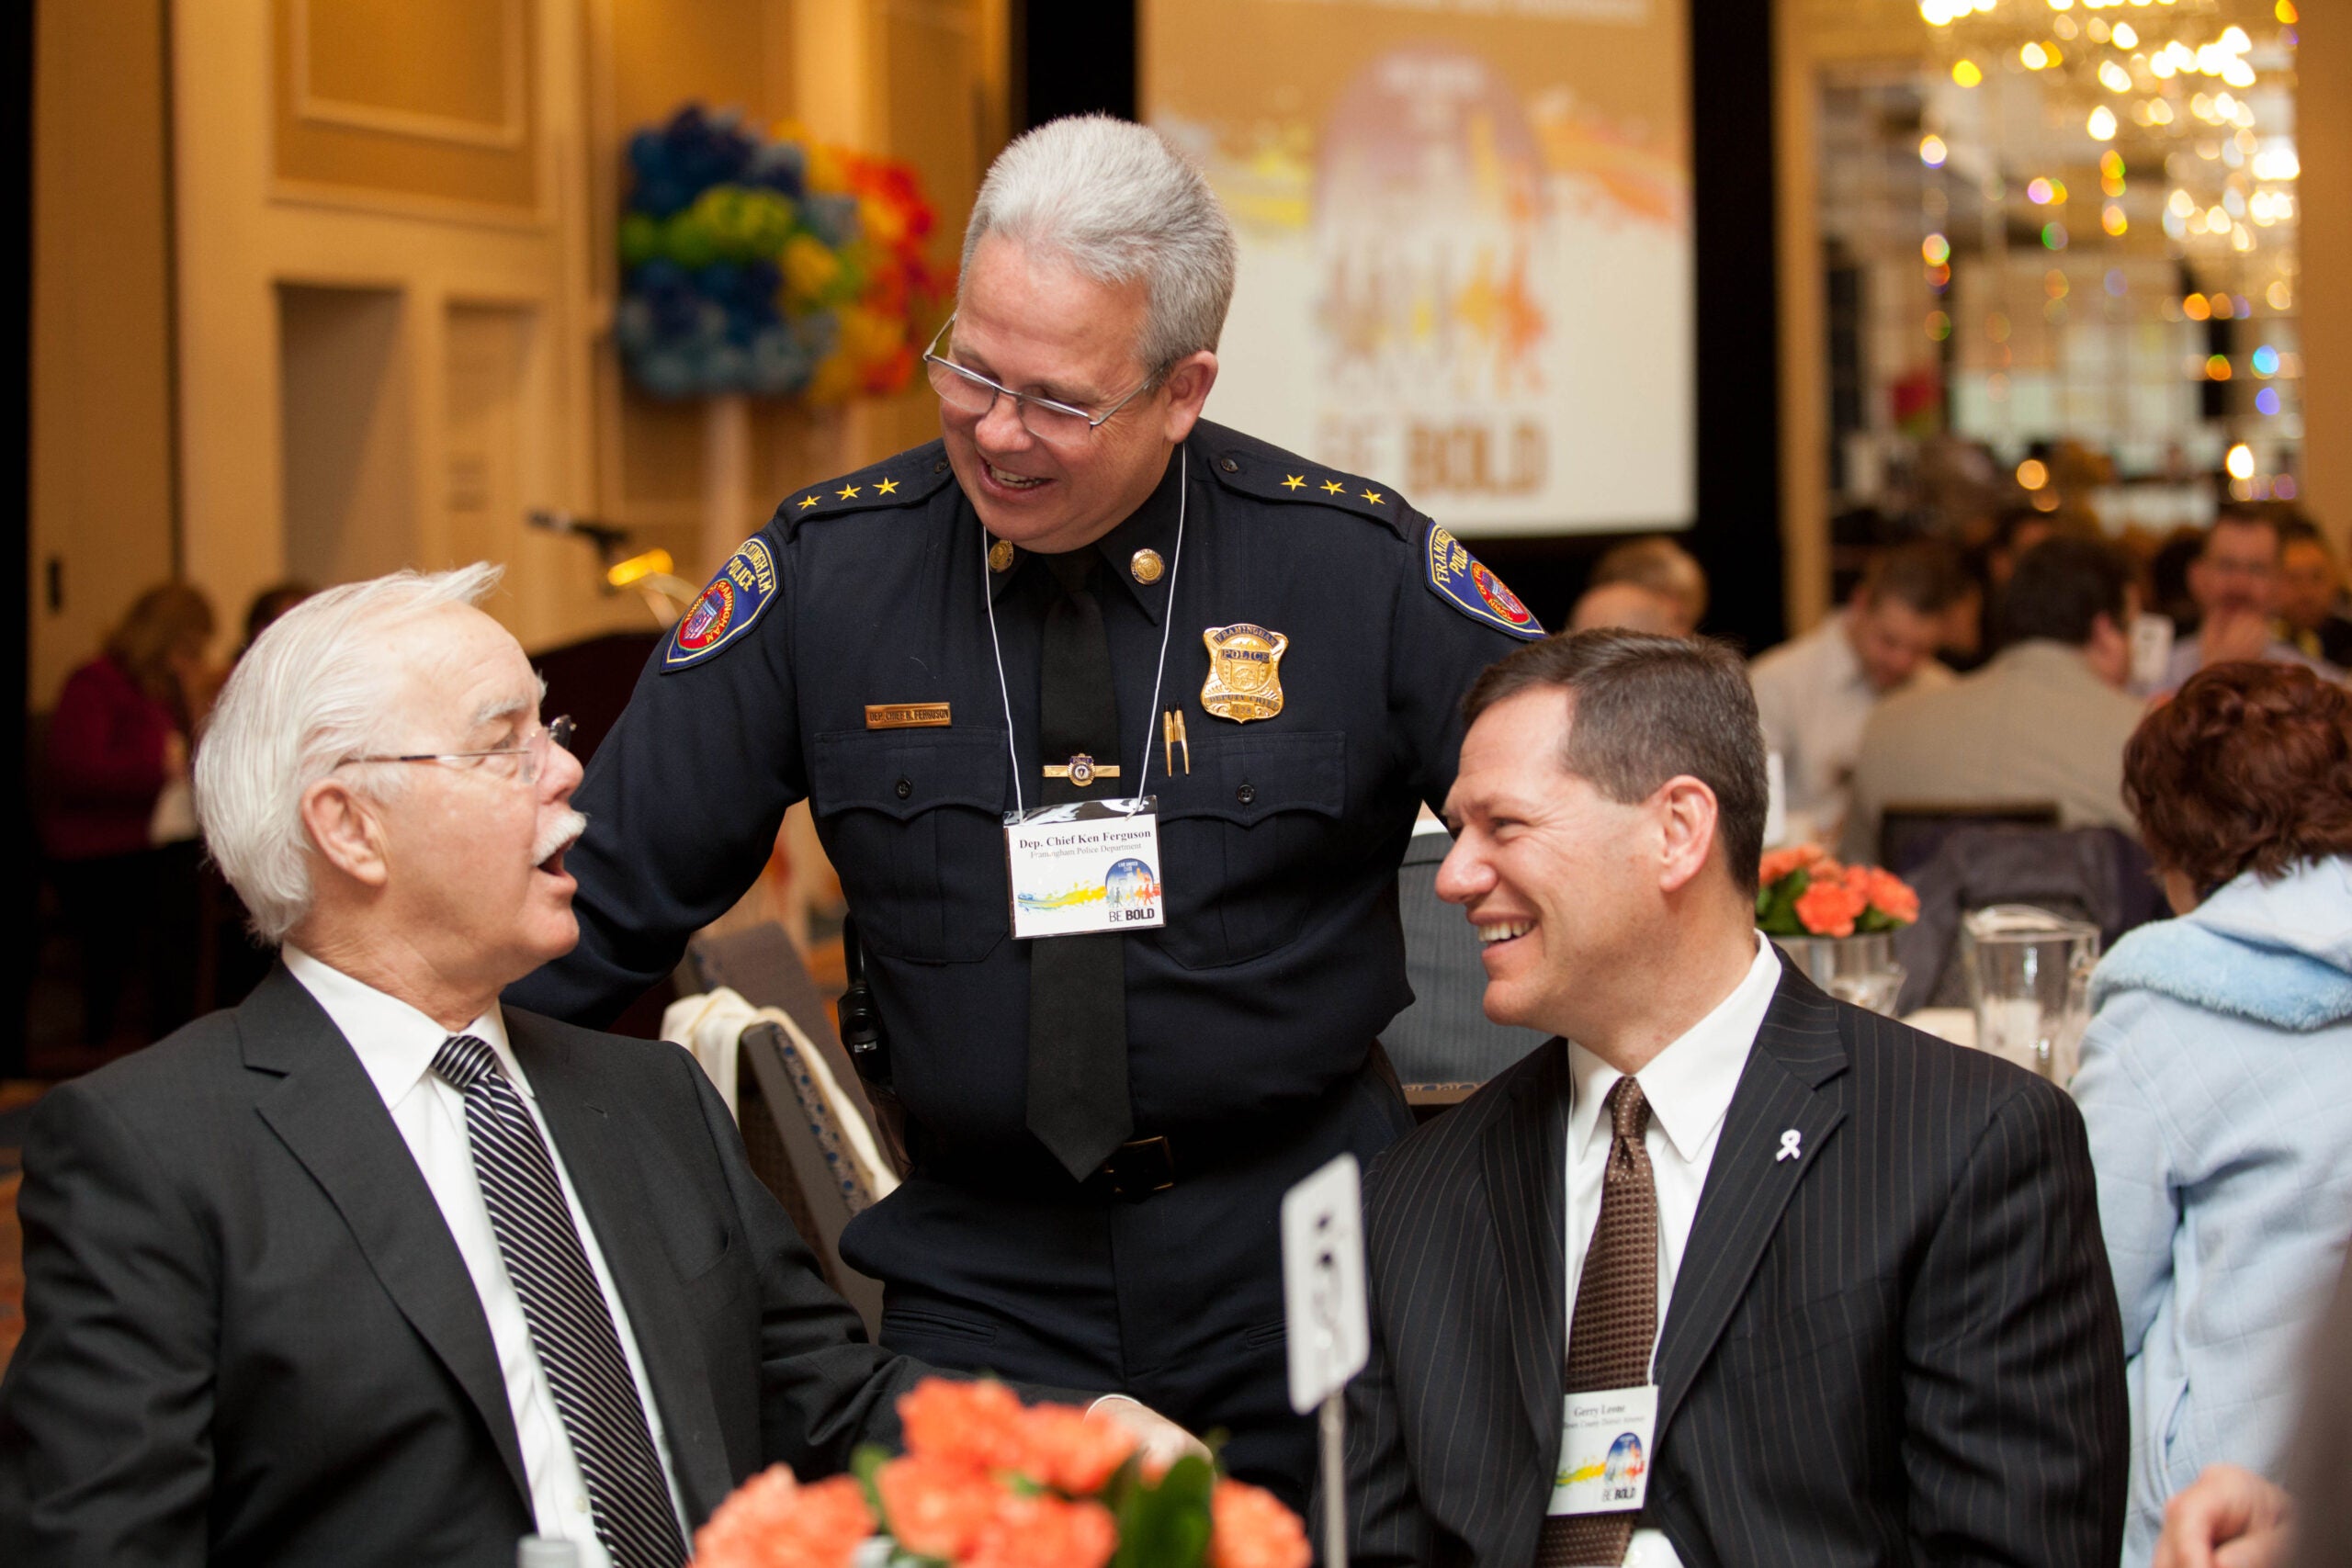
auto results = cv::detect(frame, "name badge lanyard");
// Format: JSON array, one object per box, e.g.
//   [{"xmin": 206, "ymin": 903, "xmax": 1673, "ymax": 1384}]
[{"xmin": 982, "ymin": 444, "xmax": 1189, "ymax": 816}]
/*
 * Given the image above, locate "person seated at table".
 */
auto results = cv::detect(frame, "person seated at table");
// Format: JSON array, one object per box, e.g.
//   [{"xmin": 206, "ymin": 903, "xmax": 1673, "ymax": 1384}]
[
  {"xmin": 1749, "ymin": 537, "xmax": 1968, "ymax": 848},
  {"xmin": 1340, "ymin": 627, "xmax": 2126, "ymax": 1567},
  {"xmin": 1587, "ymin": 537, "xmax": 1708, "ymax": 637},
  {"xmin": 0, "ymin": 565, "xmax": 1190, "ymax": 1567},
  {"xmin": 1568, "ymin": 580, "xmax": 1683, "ymax": 637},
  {"xmin": 2278, "ymin": 516, "xmax": 2352, "ymax": 670},
  {"xmin": 2158, "ymin": 509, "xmax": 2343, "ymax": 692},
  {"xmin": 2073, "ymin": 660, "xmax": 2352, "ymax": 1568},
  {"xmin": 1842, "ymin": 536, "xmax": 2146, "ymax": 862}
]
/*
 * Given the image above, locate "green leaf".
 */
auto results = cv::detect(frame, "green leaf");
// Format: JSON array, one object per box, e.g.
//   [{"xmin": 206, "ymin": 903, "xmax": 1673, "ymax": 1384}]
[{"xmin": 1111, "ymin": 1454, "xmax": 1216, "ymax": 1568}]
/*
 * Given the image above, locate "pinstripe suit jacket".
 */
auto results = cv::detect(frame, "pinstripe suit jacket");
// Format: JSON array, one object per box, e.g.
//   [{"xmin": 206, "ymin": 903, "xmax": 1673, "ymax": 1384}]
[{"xmin": 1340, "ymin": 963, "xmax": 2128, "ymax": 1567}]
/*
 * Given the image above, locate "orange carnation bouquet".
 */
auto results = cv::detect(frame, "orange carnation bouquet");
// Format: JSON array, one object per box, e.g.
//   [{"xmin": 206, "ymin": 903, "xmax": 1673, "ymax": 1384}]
[
  {"xmin": 689, "ymin": 1379, "xmax": 1309, "ymax": 1568},
  {"xmin": 1755, "ymin": 844, "xmax": 1919, "ymax": 940}
]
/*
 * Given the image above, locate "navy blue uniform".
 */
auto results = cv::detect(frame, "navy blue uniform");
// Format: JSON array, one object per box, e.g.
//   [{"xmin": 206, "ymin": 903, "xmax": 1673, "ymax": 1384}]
[{"xmin": 509, "ymin": 420, "xmax": 1540, "ymax": 1504}]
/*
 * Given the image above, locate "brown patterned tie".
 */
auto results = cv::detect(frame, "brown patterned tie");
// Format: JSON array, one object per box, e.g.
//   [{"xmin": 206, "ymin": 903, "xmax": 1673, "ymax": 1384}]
[{"xmin": 1535, "ymin": 1077, "xmax": 1658, "ymax": 1568}]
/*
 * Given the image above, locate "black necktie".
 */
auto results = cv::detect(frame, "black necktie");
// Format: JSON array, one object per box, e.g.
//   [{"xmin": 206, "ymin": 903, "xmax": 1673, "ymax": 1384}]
[
  {"xmin": 1025, "ymin": 552, "xmax": 1135, "ymax": 1179},
  {"xmin": 434, "ymin": 1035, "xmax": 687, "ymax": 1568}
]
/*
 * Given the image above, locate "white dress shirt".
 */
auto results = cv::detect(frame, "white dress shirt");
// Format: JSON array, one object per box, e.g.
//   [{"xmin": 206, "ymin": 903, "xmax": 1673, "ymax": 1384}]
[
  {"xmin": 1749, "ymin": 615, "xmax": 1951, "ymax": 847},
  {"xmin": 1561, "ymin": 932, "xmax": 1782, "ymax": 1568},
  {"xmin": 283, "ymin": 947, "xmax": 690, "ymax": 1566}
]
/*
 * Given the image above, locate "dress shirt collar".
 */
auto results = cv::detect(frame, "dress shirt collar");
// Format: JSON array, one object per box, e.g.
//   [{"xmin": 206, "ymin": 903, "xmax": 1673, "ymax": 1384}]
[
  {"xmin": 1823, "ymin": 611, "xmax": 1871, "ymax": 694},
  {"xmin": 1566, "ymin": 931, "xmax": 1781, "ymax": 1164},
  {"xmin": 282, "ymin": 944, "xmax": 521, "ymax": 1112},
  {"xmin": 984, "ymin": 439, "xmax": 1188, "ymax": 624}
]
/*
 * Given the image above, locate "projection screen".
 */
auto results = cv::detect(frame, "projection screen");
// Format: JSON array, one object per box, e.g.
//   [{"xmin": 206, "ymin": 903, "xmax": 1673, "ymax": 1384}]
[{"xmin": 1143, "ymin": 0, "xmax": 1694, "ymax": 535}]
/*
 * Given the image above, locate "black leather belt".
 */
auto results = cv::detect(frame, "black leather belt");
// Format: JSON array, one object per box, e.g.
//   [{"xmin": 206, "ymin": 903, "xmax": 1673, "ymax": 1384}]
[{"xmin": 1092, "ymin": 1134, "xmax": 1180, "ymax": 1201}]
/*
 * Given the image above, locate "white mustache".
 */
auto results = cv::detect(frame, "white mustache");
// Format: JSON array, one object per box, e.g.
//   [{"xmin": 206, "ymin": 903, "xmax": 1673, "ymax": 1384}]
[{"xmin": 532, "ymin": 808, "xmax": 588, "ymax": 867}]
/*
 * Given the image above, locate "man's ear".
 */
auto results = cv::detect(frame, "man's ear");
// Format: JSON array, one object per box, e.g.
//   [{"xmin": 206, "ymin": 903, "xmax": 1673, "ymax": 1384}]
[
  {"xmin": 300, "ymin": 775, "xmax": 392, "ymax": 891},
  {"xmin": 1159, "ymin": 351, "xmax": 1219, "ymax": 444},
  {"xmin": 1653, "ymin": 774, "xmax": 1722, "ymax": 896}
]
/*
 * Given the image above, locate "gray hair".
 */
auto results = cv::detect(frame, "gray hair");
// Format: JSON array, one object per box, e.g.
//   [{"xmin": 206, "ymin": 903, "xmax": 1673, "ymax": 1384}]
[
  {"xmin": 194, "ymin": 563, "xmax": 504, "ymax": 942},
  {"xmin": 961, "ymin": 115, "xmax": 1238, "ymax": 376}
]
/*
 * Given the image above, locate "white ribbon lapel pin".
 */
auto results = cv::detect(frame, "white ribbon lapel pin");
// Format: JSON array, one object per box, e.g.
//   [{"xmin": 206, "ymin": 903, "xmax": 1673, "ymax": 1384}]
[{"xmin": 1775, "ymin": 1128, "xmax": 1804, "ymax": 1163}]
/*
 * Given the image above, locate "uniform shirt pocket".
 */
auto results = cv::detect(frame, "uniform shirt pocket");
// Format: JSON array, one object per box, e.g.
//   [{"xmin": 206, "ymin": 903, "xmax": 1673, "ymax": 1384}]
[
  {"xmin": 1148, "ymin": 729, "xmax": 1348, "ymax": 968},
  {"xmin": 809, "ymin": 729, "xmax": 1011, "ymax": 962}
]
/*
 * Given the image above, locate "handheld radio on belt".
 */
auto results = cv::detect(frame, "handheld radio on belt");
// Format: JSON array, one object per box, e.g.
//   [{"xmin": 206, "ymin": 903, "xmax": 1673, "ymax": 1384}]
[{"xmin": 839, "ymin": 914, "xmax": 890, "ymax": 1088}]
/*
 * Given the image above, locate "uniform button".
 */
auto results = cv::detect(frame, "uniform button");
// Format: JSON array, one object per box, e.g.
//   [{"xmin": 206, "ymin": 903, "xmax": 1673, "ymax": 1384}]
[
  {"xmin": 1219, "ymin": 457, "xmax": 1239, "ymax": 473},
  {"xmin": 895, "ymin": 777, "xmax": 912, "ymax": 799},
  {"xmin": 1237, "ymin": 783, "xmax": 1256, "ymax": 805},
  {"xmin": 933, "ymin": 458, "xmax": 948, "ymax": 474}
]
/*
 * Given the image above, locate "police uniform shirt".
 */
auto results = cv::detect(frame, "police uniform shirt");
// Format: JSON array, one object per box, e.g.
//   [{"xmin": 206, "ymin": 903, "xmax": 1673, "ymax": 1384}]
[{"xmin": 509, "ymin": 420, "xmax": 1541, "ymax": 1175}]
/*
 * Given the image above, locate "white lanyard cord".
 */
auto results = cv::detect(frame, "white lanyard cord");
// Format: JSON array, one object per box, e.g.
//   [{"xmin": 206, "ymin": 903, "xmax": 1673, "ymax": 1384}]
[{"xmin": 980, "ymin": 444, "xmax": 1189, "ymax": 817}]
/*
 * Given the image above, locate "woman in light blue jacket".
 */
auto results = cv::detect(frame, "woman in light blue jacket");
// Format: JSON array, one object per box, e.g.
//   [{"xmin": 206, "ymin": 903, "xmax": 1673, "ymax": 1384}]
[{"xmin": 2073, "ymin": 661, "xmax": 2352, "ymax": 1567}]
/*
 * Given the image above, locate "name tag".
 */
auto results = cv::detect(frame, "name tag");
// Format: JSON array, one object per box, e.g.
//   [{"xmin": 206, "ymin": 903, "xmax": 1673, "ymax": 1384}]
[
  {"xmin": 865, "ymin": 702, "xmax": 951, "ymax": 729},
  {"xmin": 1548, "ymin": 1384, "xmax": 1657, "ymax": 1517},
  {"xmin": 1003, "ymin": 798, "xmax": 1166, "ymax": 939}
]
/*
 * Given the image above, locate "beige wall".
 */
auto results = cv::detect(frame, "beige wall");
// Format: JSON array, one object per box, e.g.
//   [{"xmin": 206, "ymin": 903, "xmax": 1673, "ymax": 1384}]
[
  {"xmin": 28, "ymin": 0, "xmax": 1005, "ymax": 710},
  {"xmin": 2298, "ymin": 5, "xmax": 2349, "ymax": 554},
  {"xmin": 29, "ymin": 0, "xmax": 178, "ymax": 706}
]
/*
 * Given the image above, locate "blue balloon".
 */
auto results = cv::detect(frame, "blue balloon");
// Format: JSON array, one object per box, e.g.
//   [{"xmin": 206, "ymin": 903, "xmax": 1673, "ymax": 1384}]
[
  {"xmin": 628, "ymin": 130, "xmax": 669, "ymax": 182},
  {"xmin": 633, "ymin": 175, "xmax": 689, "ymax": 220},
  {"xmin": 750, "ymin": 142, "xmax": 807, "ymax": 199},
  {"xmin": 634, "ymin": 257, "xmax": 686, "ymax": 296},
  {"xmin": 741, "ymin": 257, "xmax": 782, "ymax": 300},
  {"xmin": 701, "ymin": 261, "xmax": 742, "ymax": 303}
]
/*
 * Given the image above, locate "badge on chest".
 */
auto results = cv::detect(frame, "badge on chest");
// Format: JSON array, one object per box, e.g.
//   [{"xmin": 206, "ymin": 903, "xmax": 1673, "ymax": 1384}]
[
  {"xmin": 1549, "ymin": 1384, "xmax": 1657, "ymax": 1517},
  {"xmin": 1201, "ymin": 623, "xmax": 1288, "ymax": 723}
]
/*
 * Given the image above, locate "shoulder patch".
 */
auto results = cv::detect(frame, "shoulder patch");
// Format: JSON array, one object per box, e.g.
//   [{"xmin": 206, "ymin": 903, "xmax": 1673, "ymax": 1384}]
[
  {"xmin": 778, "ymin": 442, "xmax": 956, "ymax": 537},
  {"xmin": 666, "ymin": 536, "xmax": 778, "ymax": 669},
  {"xmin": 1426, "ymin": 524, "xmax": 1544, "ymax": 639}
]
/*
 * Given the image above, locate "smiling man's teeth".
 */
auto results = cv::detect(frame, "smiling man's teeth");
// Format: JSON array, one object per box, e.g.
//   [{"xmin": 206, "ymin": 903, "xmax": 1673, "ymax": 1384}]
[
  {"xmin": 988, "ymin": 462, "xmax": 1047, "ymax": 490},
  {"xmin": 1477, "ymin": 920, "xmax": 1533, "ymax": 945}
]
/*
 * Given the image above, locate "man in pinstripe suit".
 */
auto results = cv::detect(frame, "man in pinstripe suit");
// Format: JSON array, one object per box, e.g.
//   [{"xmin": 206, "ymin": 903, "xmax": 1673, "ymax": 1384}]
[{"xmin": 1339, "ymin": 630, "xmax": 2127, "ymax": 1567}]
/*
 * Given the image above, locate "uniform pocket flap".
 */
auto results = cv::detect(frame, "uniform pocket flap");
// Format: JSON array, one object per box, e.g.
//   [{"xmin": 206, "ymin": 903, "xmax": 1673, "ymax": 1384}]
[
  {"xmin": 1156, "ymin": 729, "xmax": 1348, "ymax": 827},
  {"xmin": 810, "ymin": 729, "xmax": 1010, "ymax": 820}
]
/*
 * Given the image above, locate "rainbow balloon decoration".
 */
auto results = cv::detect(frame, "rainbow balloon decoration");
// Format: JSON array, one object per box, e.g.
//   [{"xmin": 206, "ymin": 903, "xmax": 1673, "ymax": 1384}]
[{"xmin": 615, "ymin": 105, "xmax": 949, "ymax": 403}]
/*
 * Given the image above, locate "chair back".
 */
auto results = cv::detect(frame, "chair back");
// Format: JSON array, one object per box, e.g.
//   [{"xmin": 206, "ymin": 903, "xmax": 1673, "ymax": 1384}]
[
  {"xmin": 1893, "ymin": 825, "xmax": 2166, "ymax": 1012},
  {"xmin": 684, "ymin": 922, "xmax": 897, "ymax": 1337},
  {"xmin": 1879, "ymin": 801, "xmax": 2061, "ymax": 881}
]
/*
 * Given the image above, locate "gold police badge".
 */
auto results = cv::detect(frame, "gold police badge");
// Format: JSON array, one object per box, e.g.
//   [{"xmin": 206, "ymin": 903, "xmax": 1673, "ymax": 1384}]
[{"xmin": 1200, "ymin": 624, "xmax": 1288, "ymax": 722}]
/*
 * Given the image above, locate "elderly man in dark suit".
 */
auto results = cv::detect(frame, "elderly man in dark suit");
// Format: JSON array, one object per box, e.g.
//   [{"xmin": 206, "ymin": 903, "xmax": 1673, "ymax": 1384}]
[
  {"xmin": 1339, "ymin": 629, "xmax": 2127, "ymax": 1568},
  {"xmin": 0, "ymin": 565, "xmax": 1186, "ymax": 1568}
]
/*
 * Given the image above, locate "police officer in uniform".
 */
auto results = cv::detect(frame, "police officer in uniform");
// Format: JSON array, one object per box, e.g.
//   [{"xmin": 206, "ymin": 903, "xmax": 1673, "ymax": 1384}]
[{"xmin": 509, "ymin": 116, "xmax": 1542, "ymax": 1506}]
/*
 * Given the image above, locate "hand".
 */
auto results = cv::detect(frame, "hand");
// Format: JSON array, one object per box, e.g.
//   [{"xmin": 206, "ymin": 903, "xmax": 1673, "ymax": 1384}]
[
  {"xmin": 1089, "ymin": 1393, "xmax": 1212, "ymax": 1469},
  {"xmin": 2199, "ymin": 606, "xmax": 2275, "ymax": 668},
  {"xmin": 2154, "ymin": 1463, "xmax": 2294, "ymax": 1568}
]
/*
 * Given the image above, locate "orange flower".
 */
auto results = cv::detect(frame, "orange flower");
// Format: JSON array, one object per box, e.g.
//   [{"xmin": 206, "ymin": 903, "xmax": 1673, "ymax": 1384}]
[
  {"xmin": 690, "ymin": 1468, "xmax": 873, "ymax": 1568},
  {"xmin": 1861, "ymin": 865, "xmax": 1920, "ymax": 924},
  {"xmin": 1792, "ymin": 879, "xmax": 1867, "ymax": 939},
  {"xmin": 1018, "ymin": 1403, "xmax": 1137, "ymax": 1495},
  {"xmin": 964, "ymin": 1493, "xmax": 1118, "ymax": 1568},
  {"xmin": 1758, "ymin": 843, "xmax": 1828, "ymax": 887},
  {"xmin": 1207, "ymin": 1478, "xmax": 1312, "ymax": 1568},
  {"xmin": 899, "ymin": 1377, "xmax": 1029, "ymax": 1473},
  {"xmin": 876, "ymin": 1454, "xmax": 1002, "ymax": 1559}
]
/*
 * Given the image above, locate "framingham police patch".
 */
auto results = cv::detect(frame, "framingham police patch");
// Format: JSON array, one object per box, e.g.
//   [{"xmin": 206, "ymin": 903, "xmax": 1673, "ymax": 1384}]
[
  {"xmin": 1426, "ymin": 524, "xmax": 1544, "ymax": 639},
  {"xmin": 666, "ymin": 537, "xmax": 778, "ymax": 668}
]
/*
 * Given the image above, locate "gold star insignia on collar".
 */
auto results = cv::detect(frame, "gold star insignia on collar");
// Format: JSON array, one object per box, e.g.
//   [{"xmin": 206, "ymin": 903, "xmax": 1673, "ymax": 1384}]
[
  {"xmin": 837, "ymin": 483, "xmax": 862, "ymax": 499},
  {"xmin": 1361, "ymin": 490, "xmax": 1385, "ymax": 505},
  {"xmin": 1321, "ymin": 479, "xmax": 1346, "ymax": 494},
  {"xmin": 797, "ymin": 494, "xmax": 820, "ymax": 509},
  {"xmin": 876, "ymin": 477, "xmax": 899, "ymax": 495},
  {"xmin": 1282, "ymin": 474, "xmax": 1306, "ymax": 490}
]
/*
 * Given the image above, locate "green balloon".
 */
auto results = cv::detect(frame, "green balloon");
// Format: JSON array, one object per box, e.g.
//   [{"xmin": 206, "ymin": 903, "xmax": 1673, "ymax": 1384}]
[
  {"xmin": 664, "ymin": 210, "xmax": 718, "ymax": 270},
  {"xmin": 618, "ymin": 211, "xmax": 662, "ymax": 267}
]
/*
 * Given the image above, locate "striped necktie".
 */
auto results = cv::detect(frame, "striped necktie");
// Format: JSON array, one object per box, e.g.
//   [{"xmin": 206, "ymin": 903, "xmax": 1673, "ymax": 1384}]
[
  {"xmin": 1536, "ymin": 1077, "xmax": 1659, "ymax": 1568},
  {"xmin": 434, "ymin": 1034, "xmax": 686, "ymax": 1568}
]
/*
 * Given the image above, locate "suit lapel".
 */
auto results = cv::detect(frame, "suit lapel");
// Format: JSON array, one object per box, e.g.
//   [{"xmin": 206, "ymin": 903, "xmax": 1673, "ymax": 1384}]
[
  {"xmin": 241, "ymin": 965, "xmax": 531, "ymax": 1506},
  {"xmin": 1652, "ymin": 966, "xmax": 1849, "ymax": 1443},
  {"xmin": 516, "ymin": 1017, "xmax": 737, "ymax": 1525},
  {"xmin": 1482, "ymin": 1040, "xmax": 1571, "ymax": 1457}
]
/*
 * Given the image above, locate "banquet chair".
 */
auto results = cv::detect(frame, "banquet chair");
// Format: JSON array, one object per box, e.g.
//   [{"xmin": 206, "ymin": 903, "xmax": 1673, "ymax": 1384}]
[
  {"xmin": 1892, "ymin": 824, "xmax": 2166, "ymax": 1013},
  {"xmin": 1878, "ymin": 800, "xmax": 2061, "ymax": 881},
  {"xmin": 684, "ymin": 922, "xmax": 899, "ymax": 1336}
]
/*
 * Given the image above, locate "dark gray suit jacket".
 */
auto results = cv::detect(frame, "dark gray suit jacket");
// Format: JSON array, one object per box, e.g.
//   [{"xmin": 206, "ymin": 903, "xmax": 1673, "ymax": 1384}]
[
  {"xmin": 0, "ymin": 964, "xmax": 931, "ymax": 1566},
  {"xmin": 1340, "ymin": 964, "xmax": 2128, "ymax": 1567}
]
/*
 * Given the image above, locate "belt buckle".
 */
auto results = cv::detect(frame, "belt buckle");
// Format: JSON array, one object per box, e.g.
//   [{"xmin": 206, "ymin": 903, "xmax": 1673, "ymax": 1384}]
[{"xmin": 1099, "ymin": 1134, "xmax": 1176, "ymax": 1201}]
